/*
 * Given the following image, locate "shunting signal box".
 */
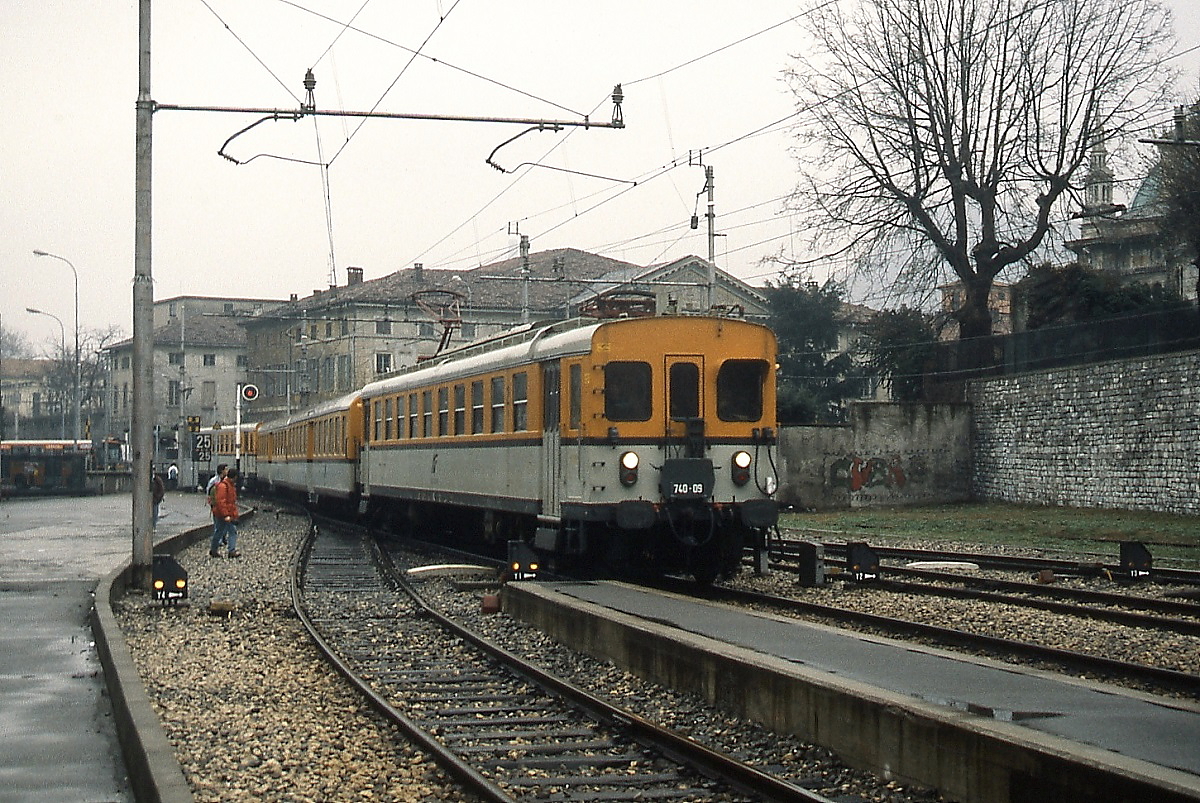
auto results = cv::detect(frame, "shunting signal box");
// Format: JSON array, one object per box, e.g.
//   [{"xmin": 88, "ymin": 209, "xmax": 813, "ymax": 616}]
[
  {"xmin": 507, "ymin": 540, "xmax": 540, "ymax": 581},
  {"xmin": 1119, "ymin": 541, "xmax": 1152, "ymax": 581},
  {"xmin": 152, "ymin": 554, "xmax": 188, "ymax": 604},
  {"xmin": 846, "ymin": 541, "xmax": 880, "ymax": 582}
]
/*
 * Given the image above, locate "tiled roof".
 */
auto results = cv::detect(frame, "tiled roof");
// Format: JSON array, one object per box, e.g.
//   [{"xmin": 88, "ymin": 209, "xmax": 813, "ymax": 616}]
[
  {"xmin": 108, "ymin": 315, "xmax": 248, "ymax": 350},
  {"xmin": 247, "ymin": 248, "xmax": 642, "ymax": 322}
]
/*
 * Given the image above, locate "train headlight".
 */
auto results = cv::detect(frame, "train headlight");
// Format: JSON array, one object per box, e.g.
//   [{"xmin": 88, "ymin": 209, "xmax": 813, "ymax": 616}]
[
  {"xmin": 731, "ymin": 450, "xmax": 752, "ymax": 486},
  {"xmin": 619, "ymin": 451, "xmax": 640, "ymax": 486}
]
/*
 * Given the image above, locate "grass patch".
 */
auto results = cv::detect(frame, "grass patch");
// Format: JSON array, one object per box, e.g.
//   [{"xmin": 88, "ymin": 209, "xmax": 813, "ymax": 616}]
[{"xmin": 780, "ymin": 502, "xmax": 1200, "ymax": 567}]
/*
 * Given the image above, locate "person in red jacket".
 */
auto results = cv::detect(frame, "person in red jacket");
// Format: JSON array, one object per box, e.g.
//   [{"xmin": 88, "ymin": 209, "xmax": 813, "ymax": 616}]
[{"xmin": 210, "ymin": 467, "xmax": 241, "ymax": 558}]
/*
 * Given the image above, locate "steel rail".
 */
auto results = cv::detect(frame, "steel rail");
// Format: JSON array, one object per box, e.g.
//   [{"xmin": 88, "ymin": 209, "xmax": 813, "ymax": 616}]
[
  {"xmin": 683, "ymin": 582, "xmax": 1200, "ymax": 696},
  {"xmin": 372, "ymin": 543, "xmax": 837, "ymax": 803},
  {"xmin": 289, "ymin": 518, "xmax": 515, "ymax": 802}
]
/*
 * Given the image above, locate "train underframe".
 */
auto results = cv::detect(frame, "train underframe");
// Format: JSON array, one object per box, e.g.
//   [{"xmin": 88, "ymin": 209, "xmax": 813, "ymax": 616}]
[{"xmin": 364, "ymin": 492, "xmax": 777, "ymax": 584}]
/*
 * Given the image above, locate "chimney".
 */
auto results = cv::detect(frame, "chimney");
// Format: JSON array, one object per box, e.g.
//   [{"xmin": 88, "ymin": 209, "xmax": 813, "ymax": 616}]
[
  {"xmin": 347, "ymin": 266, "xmax": 364, "ymax": 286},
  {"xmin": 413, "ymin": 262, "xmax": 424, "ymax": 281},
  {"xmin": 289, "ymin": 293, "xmax": 298, "ymax": 302}
]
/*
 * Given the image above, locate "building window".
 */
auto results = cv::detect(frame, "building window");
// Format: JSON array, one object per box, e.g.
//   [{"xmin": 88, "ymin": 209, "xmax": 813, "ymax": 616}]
[
  {"xmin": 376, "ymin": 319, "xmax": 391, "ymax": 335},
  {"xmin": 325, "ymin": 321, "xmax": 333, "ymax": 337},
  {"xmin": 203, "ymin": 353, "xmax": 216, "ymax": 366},
  {"xmin": 168, "ymin": 352, "xmax": 184, "ymax": 366},
  {"xmin": 224, "ymin": 303, "xmax": 234, "ymax": 314},
  {"xmin": 341, "ymin": 319, "xmax": 349, "ymax": 336},
  {"xmin": 337, "ymin": 355, "xmax": 351, "ymax": 390},
  {"xmin": 323, "ymin": 357, "xmax": 334, "ymax": 391},
  {"xmin": 237, "ymin": 355, "xmax": 248, "ymax": 368},
  {"xmin": 168, "ymin": 380, "xmax": 182, "ymax": 406},
  {"xmin": 168, "ymin": 303, "xmax": 177, "ymax": 317},
  {"xmin": 375, "ymin": 353, "xmax": 391, "ymax": 374},
  {"xmin": 418, "ymin": 322, "xmax": 435, "ymax": 338},
  {"xmin": 121, "ymin": 356, "xmax": 130, "ymax": 369}
]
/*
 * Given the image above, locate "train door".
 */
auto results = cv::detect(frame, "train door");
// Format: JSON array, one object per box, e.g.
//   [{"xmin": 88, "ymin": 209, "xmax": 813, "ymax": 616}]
[
  {"xmin": 540, "ymin": 360, "xmax": 562, "ymax": 517},
  {"xmin": 666, "ymin": 354, "xmax": 704, "ymax": 431}
]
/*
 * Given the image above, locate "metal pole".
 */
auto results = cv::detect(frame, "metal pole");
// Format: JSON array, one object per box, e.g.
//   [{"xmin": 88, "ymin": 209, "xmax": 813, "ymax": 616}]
[
  {"xmin": 520, "ymin": 235, "xmax": 530, "ymax": 323},
  {"xmin": 131, "ymin": 0, "xmax": 154, "ymax": 588},
  {"xmin": 32, "ymin": 251, "xmax": 81, "ymax": 444},
  {"xmin": 26, "ymin": 307, "xmax": 66, "ymax": 439},
  {"xmin": 705, "ymin": 165, "xmax": 716, "ymax": 311}
]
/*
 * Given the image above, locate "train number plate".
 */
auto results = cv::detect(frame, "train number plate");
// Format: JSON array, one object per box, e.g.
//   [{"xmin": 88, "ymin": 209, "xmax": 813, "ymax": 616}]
[{"xmin": 659, "ymin": 458, "xmax": 714, "ymax": 500}]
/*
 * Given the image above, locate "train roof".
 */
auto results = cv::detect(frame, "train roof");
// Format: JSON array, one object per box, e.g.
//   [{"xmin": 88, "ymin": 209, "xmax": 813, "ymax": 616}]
[
  {"xmin": 257, "ymin": 389, "xmax": 363, "ymax": 433},
  {"xmin": 359, "ymin": 314, "xmax": 772, "ymax": 398},
  {"xmin": 360, "ymin": 317, "xmax": 603, "ymax": 397}
]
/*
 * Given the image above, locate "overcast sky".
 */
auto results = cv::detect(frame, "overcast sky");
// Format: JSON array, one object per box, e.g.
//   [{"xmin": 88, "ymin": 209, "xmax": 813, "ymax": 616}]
[{"xmin": 5, "ymin": 0, "xmax": 1199, "ymax": 352}]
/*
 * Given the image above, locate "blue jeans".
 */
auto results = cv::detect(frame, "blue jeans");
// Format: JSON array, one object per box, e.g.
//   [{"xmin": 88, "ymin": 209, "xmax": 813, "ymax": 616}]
[{"xmin": 211, "ymin": 519, "xmax": 238, "ymax": 553}]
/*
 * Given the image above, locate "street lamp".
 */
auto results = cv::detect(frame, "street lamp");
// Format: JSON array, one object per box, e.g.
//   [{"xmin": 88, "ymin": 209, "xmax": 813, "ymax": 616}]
[
  {"xmin": 32, "ymin": 250, "xmax": 80, "ymax": 443},
  {"xmin": 26, "ymin": 306, "xmax": 67, "ymax": 439}
]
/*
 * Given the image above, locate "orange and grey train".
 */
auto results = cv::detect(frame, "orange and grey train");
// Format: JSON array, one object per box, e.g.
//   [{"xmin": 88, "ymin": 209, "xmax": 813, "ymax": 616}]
[{"xmin": 258, "ymin": 315, "xmax": 780, "ymax": 582}]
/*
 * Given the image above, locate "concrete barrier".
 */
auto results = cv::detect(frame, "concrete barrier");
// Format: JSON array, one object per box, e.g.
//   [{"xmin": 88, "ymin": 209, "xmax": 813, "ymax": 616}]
[{"xmin": 503, "ymin": 582, "xmax": 1200, "ymax": 803}]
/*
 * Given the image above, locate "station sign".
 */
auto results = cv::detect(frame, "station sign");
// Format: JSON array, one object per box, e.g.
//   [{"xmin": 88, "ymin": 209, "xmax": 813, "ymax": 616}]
[{"xmin": 193, "ymin": 433, "xmax": 213, "ymax": 462}]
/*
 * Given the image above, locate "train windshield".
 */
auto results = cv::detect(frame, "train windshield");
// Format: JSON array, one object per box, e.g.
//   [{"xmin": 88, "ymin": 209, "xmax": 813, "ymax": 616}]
[
  {"xmin": 604, "ymin": 361, "xmax": 652, "ymax": 421},
  {"xmin": 717, "ymin": 359, "xmax": 768, "ymax": 421}
]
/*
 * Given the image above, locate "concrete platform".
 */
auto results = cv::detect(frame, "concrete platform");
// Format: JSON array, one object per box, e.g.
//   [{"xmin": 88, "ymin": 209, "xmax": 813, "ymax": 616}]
[
  {"xmin": 504, "ymin": 580, "xmax": 1200, "ymax": 803},
  {"xmin": 0, "ymin": 493, "xmax": 213, "ymax": 803}
]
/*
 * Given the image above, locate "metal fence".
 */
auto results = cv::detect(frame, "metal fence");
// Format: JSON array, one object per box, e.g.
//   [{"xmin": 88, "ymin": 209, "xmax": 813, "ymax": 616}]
[{"xmin": 927, "ymin": 305, "xmax": 1200, "ymax": 385}]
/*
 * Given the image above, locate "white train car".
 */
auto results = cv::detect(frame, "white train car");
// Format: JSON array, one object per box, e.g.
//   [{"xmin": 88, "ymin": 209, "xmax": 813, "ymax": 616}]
[{"xmin": 256, "ymin": 391, "xmax": 363, "ymax": 511}]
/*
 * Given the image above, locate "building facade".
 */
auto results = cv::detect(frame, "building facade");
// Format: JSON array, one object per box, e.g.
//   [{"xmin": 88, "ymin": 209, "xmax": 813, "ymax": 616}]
[
  {"xmin": 241, "ymin": 249, "xmax": 772, "ymax": 422},
  {"xmin": 1066, "ymin": 138, "xmax": 1198, "ymax": 301},
  {"xmin": 104, "ymin": 296, "xmax": 279, "ymax": 473}
]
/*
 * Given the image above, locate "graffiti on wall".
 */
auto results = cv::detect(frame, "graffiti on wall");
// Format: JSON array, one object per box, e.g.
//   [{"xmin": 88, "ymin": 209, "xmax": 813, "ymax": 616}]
[{"xmin": 831, "ymin": 455, "xmax": 907, "ymax": 492}]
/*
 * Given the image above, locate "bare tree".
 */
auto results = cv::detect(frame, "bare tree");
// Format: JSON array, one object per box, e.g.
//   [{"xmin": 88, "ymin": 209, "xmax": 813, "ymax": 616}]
[
  {"xmin": 1, "ymin": 327, "xmax": 34, "ymax": 360},
  {"xmin": 787, "ymin": 0, "xmax": 1176, "ymax": 353}
]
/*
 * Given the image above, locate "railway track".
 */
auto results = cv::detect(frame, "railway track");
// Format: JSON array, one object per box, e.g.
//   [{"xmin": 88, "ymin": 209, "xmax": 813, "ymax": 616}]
[
  {"xmin": 812, "ymin": 541, "xmax": 1200, "ymax": 586},
  {"xmin": 293, "ymin": 521, "xmax": 838, "ymax": 803},
  {"xmin": 687, "ymin": 576, "xmax": 1200, "ymax": 697},
  {"xmin": 756, "ymin": 540, "xmax": 1200, "ymax": 636}
]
